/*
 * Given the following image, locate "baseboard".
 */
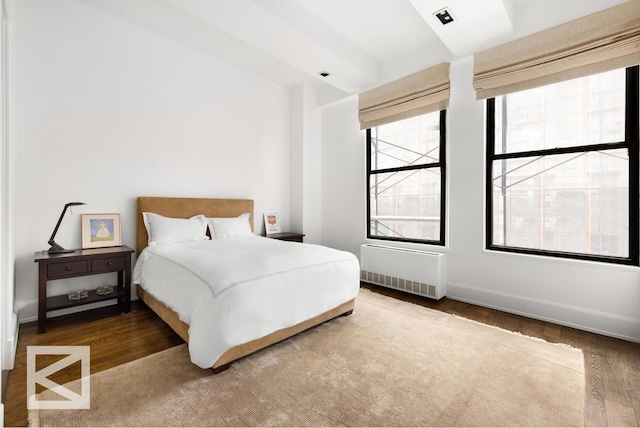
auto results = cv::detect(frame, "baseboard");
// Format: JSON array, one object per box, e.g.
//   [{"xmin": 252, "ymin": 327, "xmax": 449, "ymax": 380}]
[
  {"xmin": 3, "ymin": 311, "xmax": 17, "ymax": 370},
  {"xmin": 447, "ymin": 282, "xmax": 640, "ymax": 343}
]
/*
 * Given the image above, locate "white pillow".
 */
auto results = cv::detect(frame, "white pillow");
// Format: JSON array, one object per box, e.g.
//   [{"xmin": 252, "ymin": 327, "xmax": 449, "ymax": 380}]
[
  {"xmin": 142, "ymin": 212, "xmax": 209, "ymax": 245},
  {"xmin": 207, "ymin": 213, "xmax": 253, "ymax": 239}
]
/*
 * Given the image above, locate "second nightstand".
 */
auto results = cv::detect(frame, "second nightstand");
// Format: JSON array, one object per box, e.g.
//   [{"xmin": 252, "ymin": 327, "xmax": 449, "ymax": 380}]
[{"xmin": 265, "ymin": 232, "xmax": 305, "ymax": 243}]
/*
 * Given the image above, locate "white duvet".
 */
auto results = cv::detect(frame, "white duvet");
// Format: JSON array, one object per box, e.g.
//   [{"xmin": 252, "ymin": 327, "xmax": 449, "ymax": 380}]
[{"xmin": 132, "ymin": 236, "xmax": 360, "ymax": 368}]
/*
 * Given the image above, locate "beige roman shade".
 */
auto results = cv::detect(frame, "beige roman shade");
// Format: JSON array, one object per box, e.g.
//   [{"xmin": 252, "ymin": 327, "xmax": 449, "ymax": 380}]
[
  {"xmin": 474, "ymin": 1, "xmax": 640, "ymax": 100},
  {"xmin": 358, "ymin": 62, "xmax": 450, "ymax": 129}
]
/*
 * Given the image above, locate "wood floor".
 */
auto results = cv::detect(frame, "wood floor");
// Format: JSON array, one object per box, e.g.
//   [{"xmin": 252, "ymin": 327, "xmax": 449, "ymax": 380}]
[
  {"xmin": 4, "ymin": 301, "xmax": 185, "ymax": 426},
  {"xmin": 5, "ymin": 283, "xmax": 640, "ymax": 427}
]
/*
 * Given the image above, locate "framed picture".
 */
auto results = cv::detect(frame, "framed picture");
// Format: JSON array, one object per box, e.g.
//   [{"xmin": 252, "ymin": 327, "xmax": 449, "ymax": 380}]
[
  {"xmin": 81, "ymin": 213, "xmax": 122, "ymax": 249},
  {"xmin": 264, "ymin": 213, "xmax": 281, "ymax": 235}
]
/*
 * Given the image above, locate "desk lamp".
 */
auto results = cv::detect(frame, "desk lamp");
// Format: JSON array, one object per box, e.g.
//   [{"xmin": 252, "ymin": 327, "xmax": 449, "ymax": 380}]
[{"xmin": 48, "ymin": 202, "xmax": 86, "ymax": 254}]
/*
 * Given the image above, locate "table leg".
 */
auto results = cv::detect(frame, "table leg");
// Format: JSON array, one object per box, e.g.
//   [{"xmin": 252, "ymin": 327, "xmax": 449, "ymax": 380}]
[
  {"xmin": 122, "ymin": 255, "xmax": 131, "ymax": 313},
  {"xmin": 38, "ymin": 263, "xmax": 47, "ymax": 333}
]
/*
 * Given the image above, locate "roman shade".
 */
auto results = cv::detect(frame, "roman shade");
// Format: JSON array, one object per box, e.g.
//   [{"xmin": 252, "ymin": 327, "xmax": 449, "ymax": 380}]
[
  {"xmin": 358, "ymin": 63, "xmax": 450, "ymax": 129},
  {"xmin": 473, "ymin": 1, "xmax": 640, "ymax": 100}
]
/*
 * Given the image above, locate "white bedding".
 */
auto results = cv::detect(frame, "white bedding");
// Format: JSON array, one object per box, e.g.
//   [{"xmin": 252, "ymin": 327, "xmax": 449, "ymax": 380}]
[{"xmin": 132, "ymin": 236, "xmax": 360, "ymax": 368}]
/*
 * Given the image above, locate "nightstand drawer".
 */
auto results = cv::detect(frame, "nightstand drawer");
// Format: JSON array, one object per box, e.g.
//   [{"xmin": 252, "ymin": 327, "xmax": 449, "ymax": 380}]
[
  {"xmin": 91, "ymin": 256, "xmax": 125, "ymax": 273},
  {"xmin": 47, "ymin": 261, "xmax": 89, "ymax": 278}
]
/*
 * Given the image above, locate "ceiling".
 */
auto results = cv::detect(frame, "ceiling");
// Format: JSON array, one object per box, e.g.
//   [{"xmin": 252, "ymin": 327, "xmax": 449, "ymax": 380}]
[{"xmin": 77, "ymin": 0, "xmax": 629, "ymax": 103}]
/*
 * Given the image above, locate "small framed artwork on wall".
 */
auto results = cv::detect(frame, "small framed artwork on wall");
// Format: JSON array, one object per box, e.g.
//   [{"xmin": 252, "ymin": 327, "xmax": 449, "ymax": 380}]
[
  {"xmin": 81, "ymin": 213, "xmax": 122, "ymax": 249},
  {"xmin": 264, "ymin": 213, "xmax": 281, "ymax": 235}
]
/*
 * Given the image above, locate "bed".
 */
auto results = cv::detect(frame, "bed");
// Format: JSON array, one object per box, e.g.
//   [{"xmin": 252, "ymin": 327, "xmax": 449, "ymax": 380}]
[{"xmin": 133, "ymin": 196, "xmax": 360, "ymax": 372}]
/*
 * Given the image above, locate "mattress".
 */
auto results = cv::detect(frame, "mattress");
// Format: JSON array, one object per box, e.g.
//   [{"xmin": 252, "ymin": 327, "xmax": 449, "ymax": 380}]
[{"xmin": 133, "ymin": 236, "xmax": 360, "ymax": 368}]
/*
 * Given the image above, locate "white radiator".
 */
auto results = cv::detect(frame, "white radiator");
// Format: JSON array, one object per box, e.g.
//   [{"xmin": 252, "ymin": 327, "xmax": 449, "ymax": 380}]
[{"xmin": 360, "ymin": 244, "xmax": 446, "ymax": 300}]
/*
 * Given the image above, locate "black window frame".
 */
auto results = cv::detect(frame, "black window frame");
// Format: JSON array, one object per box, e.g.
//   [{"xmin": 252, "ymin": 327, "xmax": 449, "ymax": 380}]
[
  {"xmin": 485, "ymin": 65, "xmax": 639, "ymax": 266},
  {"xmin": 366, "ymin": 109, "xmax": 447, "ymax": 246}
]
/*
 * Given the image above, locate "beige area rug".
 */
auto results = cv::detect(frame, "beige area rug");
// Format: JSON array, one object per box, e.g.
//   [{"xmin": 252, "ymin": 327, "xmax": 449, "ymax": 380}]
[{"xmin": 30, "ymin": 289, "xmax": 585, "ymax": 427}]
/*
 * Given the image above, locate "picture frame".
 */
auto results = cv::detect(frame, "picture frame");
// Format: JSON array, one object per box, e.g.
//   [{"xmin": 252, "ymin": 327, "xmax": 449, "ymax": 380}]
[
  {"xmin": 264, "ymin": 212, "xmax": 281, "ymax": 235},
  {"xmin": 81, "ymin": 213, "xmax": 122, "ymax": 249}
]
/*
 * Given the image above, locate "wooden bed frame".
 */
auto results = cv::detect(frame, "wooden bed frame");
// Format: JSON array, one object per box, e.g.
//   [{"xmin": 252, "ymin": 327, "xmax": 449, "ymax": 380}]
[{"xmin": 135, "ymin": 196, "xmax": 355, "ymax": 372}]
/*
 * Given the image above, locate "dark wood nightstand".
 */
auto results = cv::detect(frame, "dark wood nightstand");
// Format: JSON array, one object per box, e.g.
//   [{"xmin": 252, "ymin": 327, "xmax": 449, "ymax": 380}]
[
  {"xmin": 265, "ymin": 232, "xmax": 305, "ymax": 243},
  {"xmin": 34, "ymin": 245, "xmax": 135, "ymax": 333}
]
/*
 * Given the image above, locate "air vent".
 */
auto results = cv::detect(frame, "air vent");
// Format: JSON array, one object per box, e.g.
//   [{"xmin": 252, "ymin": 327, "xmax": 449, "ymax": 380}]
[{"xmin": 434, "ymin": 7, "xmax": 455, "ymax": 25}]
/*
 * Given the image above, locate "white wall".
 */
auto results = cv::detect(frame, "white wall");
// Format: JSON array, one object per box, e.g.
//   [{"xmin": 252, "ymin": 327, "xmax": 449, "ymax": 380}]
[
  {"xmin": 290, "ymin": 84, "xmax": 322, "ymax": 244},
  {"xmin": 320, "ymin": 96, "xmax": 365, "ymax": 257},
  {"xmin": 13, "ymin": 0, "xmax": 291, "ymax": 321},
  {"xmin": 320, "ymin": 59, "xmax": 640, "ymax": 343}
]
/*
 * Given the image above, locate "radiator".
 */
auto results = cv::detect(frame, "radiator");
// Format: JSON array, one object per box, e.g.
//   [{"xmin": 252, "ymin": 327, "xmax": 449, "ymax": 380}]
[{"xmin": 360, "ymin": 244, "xmax": 446, "ymax": 300}]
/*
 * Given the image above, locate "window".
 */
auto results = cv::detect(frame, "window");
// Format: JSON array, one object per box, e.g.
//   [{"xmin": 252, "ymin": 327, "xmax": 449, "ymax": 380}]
[
  {"xmin": 367, "ymin": 110, "xmax": 446, "ymax": 244},
  {"xmin": 486, "ymin": 66, "xmax": 639, "ymax": 265}
]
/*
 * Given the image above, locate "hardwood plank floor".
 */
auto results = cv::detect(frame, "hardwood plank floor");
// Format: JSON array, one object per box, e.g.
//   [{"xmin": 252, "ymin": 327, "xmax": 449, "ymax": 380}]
[
  {"xmin": 4, "ymin": 283, "xmax": 639, "ymax": 427},
  {"xmin": 4, "ymin": 301, "xmax": 184, "ymax": 427}
]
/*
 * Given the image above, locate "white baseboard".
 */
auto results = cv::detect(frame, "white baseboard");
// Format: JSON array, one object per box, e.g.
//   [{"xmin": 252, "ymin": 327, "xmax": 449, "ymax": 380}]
[
  {"xmin": 3, "ymin": 310, "xmax": 17, "ymax": 370},
  {"xmin": 447, "ymin": 282, "xmax": 640, "ymax": 343},
  {"xmin": 10, "ymin": 311, "xmax": 17, "ymax": 367}
]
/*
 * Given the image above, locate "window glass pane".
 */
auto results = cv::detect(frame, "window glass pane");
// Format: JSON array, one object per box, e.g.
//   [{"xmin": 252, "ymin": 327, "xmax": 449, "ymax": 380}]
[
  {"xmin": 492, "ymin": 149, "xmax": 629, "ymax": 257},
  {"xmin": 495, "ymin": 68, "xmax": 626, "ymax": 155},
  {"xmin": 370, "ymin": 113, "xmax": 440, "ymax": 170},
  {"xmin": 370, "ymin": 169, "xmax": 441, "ymax": 241}
]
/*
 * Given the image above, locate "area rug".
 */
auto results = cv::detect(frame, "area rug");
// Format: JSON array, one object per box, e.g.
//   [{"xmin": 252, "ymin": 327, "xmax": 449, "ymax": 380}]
[{"xmin": 29, "ymin": 288, "xmax": 585, "ymax": 427}]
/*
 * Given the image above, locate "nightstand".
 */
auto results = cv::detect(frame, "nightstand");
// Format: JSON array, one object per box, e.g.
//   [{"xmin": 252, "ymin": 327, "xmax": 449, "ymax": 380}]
[
  {"xmin": 34, "ymin": 245, "xmax": 135, "ymax": 333},
  {"xmin": 265, "ymin": 232, "xmax": 305, "ymax": 243}
]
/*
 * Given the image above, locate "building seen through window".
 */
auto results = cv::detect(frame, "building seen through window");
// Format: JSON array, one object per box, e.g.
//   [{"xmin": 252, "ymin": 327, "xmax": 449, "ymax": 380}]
[
  {"xmin": 367, "ymin": 110, "xmax": 446, "ymax": 245},
  {"xmin": 487, "ymin": 66, "xmax": 638, "ymax": 264}
]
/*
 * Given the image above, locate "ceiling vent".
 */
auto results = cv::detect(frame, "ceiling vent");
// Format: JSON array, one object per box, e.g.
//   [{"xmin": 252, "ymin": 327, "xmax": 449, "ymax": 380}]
[{"xmin": 434, "ymin": 7, "xmax": 455, "ymax": 25}]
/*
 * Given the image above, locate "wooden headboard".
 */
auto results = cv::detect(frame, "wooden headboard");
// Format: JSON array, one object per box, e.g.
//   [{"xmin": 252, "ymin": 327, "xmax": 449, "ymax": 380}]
[{"xmin": 136, "ymin": 197, "xmax": 255, "ymax": 255}]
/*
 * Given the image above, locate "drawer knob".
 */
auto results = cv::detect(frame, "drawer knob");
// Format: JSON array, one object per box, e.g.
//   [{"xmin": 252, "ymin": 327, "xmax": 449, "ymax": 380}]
[
  {"xmin": 65, "ymin": 265, "xmax": 71, "ymax": 271},
  {"xmin": 107, "ymin": 261, "xmax": 112, "ymax": 266}
]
